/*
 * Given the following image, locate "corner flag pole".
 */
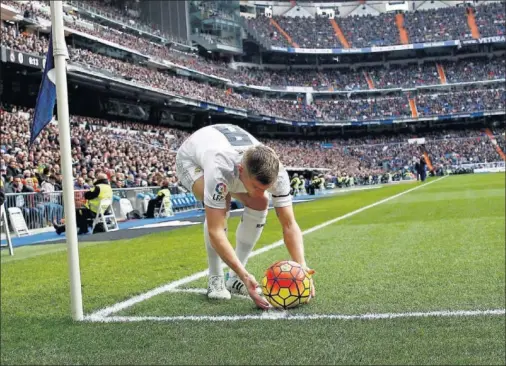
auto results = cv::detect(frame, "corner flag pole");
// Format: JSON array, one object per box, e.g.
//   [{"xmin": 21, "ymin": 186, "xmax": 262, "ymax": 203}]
[{"xmin": 50, "ymin": 1, "xmax": 84, "ymax": 321}]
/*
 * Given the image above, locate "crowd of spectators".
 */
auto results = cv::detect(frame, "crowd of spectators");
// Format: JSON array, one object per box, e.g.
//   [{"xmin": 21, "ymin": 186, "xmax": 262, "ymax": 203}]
[
  {"xmin": 274, "ymin": 15, "xmax": 341, "ymax": 49},
  {"xmin": 1, "ymin": 104, "xmax": 504, "ymax": 229},
  {"xmin": 1, "ymin": 20, "xmax": 504, "ymax": 123},
  {"xmin": 239, "ymin": 57, "xmax": 505, "ymax": 89},
  {"xmin": 415, "ymin": 88, "xmax": 505, "ymax": 116},
  {"xmin": 2, "ymin": 106, "xmax": 503, "ymax": 196},
  {"xmin": 338, "ymin": 13, "xmax": 400, "ymax": 48},
  {"xmin": 403, "ymin": 7, "xmax": 470, "ymax": 44},
  {"xmin": 4, "ymin": 13, "xmax": 503, "ymax": 92},
  {"xmin": 4, "ymin": 0, "xmax": 504, "ymax": 57},
  {"xmin": 243, "ymin": 15, "xmax": 290, "ymax": 48},
  {"xmin": 442, "ymin": 57, "xmax": 506, "ymax": 84},
  {"xmin": 3, "ymin": 1, "xmax": 193, "ymax": 59},
  {"xmin": 0, "ymin": 107, "xmax": 187, "ymax": 191},
  {"xmin": 239, "ymin": 67, "xmax": 369, "ymax": 90},
  {"xmin": 70, "ymin": 0, "xmax": 174, "ymax": 39},
  {"xmin": 367, "ymin": 63, "xmax": 441, "ymax": 89},
  {"xmin": 474, "ymin": 2, "xmax": 505, "ymax": 38},
  {"xmin": 0, "ymin": 21, "xmax": 48, "ymax": 56},
  {"xmin": 1, "ymin": 4, "xmax": 504, "ymax": 92},
  {"xmin": 315, "ymin": 96, "xmax": 412, "ymax": 122},
  {"xmin": 69, "ymin": 48, "xmax": 313, "ymax": 118},
  {"xmin": 4, "ymin": 0, "xmax": 188, "ymax": 45},
  {"xmin": 244, "ymin": 3, "xmax": 504, "ymax": 49},
  {"xmin": 0, "ymin": 101, "xmax": 506, "ymax": 229},
  {"xmin": 3, "ymin": 1, "xmax": 246, "ymax": 82},
  {"xmin": 343, "ymin": 129, "xmax": 502, "ymax": 172}
]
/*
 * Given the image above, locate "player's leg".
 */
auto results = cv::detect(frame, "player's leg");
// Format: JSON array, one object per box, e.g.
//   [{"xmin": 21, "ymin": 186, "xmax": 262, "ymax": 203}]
[
  {"xmin": 176, "ymin": 153, "xmax": 231, "ymax": 299},
  {"xmin": 226, "ymin": 192, "xmax": 268, "ymax": 295},
  {"xmin": 194, "ymin": 177, "xmax": 232, "ymax": 300},
  {"xmin": 202, "ymin": 185, "xmax": 231, "ymax": 299}
]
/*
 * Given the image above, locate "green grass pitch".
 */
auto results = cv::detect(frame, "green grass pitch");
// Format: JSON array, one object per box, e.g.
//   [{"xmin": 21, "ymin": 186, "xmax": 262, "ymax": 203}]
[{"xmin": 1, "ymin": 174, "xmax": 505, "ymax": 365}]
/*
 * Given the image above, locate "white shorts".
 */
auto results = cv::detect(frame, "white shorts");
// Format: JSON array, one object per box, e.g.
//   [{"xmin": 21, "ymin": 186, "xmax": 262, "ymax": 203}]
[{"xmin": 175, "ymin": 148, "xmax": 203, "ymax": 193}]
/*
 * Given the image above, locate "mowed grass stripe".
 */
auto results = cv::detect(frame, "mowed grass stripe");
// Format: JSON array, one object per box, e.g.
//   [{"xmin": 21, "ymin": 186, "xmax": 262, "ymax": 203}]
[
  {"xmin": 120, "ymin": 174, "xmax": 504, "ymax": 319},
  {"xmin": 1, "ymin": 175, "xmax": 505, "ymax": 366},
  {"xmin": 92, "ymin": 178, "xmax": 445, "ymax": 318},
  {"xmin": 1, "ymin": 181, "xmax": 416, "ymax": 318}
]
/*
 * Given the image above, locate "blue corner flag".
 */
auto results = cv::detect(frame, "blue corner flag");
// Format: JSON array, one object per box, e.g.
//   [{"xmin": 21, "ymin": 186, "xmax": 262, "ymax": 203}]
[{"xmin": 30, "ymin": 31, "xmax": 56, "ymax": 146}]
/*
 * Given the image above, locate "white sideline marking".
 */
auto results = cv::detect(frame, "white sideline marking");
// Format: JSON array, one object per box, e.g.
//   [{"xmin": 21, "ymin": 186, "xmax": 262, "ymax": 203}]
[
  {"xmin": 128, "ymin": 220, "xmax": 200, "ymax": 230},
  {"xmin": 88, "ymin": 177, "xmax": 447, "ymax": 318},
  {"xmin": 85, "ymin": 308, "xmax": 505, "ymax": 323}
]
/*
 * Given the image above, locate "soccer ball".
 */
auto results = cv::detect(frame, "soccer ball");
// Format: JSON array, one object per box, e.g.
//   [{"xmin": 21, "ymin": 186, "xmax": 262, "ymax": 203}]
[{"xmin": 262, "ymin": 260, "xmax": 312, "ymax": 309}]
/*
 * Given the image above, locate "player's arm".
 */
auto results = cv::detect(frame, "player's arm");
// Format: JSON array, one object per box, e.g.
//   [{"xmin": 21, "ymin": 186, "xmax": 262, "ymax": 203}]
[
  {"xmin": 272, "ymin": 170, "xmax": 315, "ymax": 294},
  {"xmin": 274, "ymin": 204, "xmax": 315, "ymax": 298},
  {"xmin": 274, "ymin": 205, "xmax": 306, "ymax": 267},
  {"xmin": 271, "ymin": 171, "xmax": 308, "ymax": 266}
]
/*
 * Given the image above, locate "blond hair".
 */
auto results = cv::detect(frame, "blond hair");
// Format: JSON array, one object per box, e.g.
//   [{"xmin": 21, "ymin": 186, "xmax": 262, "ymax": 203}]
[{"xmin": 243, "ymin": 145, "xmax": 280, "ymax": 186}]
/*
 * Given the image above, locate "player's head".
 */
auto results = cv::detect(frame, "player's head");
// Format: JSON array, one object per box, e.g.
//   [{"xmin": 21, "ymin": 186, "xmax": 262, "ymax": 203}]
[{"xmin": 239, "ymin": 145, "xmax": 279, "ymax": 197}]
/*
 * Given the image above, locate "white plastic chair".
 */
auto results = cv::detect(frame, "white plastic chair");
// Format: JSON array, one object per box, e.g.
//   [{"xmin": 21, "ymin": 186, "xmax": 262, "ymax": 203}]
[
  {"xmin": 91, "ymin": 198, "xmax": 119, "ymax": 233},
  {"xmin": 156, "ymin": 197, "xmax": 174, "ymax": 218}
]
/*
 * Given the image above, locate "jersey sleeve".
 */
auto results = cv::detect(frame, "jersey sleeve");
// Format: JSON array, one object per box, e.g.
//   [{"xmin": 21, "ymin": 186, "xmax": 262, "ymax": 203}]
[
  {"xmin": 269, "ymin": 169, "xmax": 292, "ymax": 208},
  {"xmin": 203, "ymin": 153, "xmax": 233, "ymax": 209}
]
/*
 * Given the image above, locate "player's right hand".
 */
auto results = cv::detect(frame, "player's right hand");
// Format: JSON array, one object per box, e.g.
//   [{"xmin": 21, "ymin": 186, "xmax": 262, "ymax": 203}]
[
  {"xmin": 243, "ymin": 273, "xmax": 270, "ymax": 310},
  {"xmin": 304, "ymin": 267, "xmax": 316, "ymax": 299}
]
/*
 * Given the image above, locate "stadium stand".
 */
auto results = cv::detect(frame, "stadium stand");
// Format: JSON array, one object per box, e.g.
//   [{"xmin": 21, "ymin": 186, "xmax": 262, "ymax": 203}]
[
  {"xmin": 0, "ymin": 1, "xmax": 505, "ymax": 232},
  {"xmin": 244, "ymin": 3, "xmax": 505, "ymax": 49},
  {"xmin": 1, "ymin": 107, "xmax": 503, "ymax": 194},
  {"xmin": 1, "ymin": 19, "xmax": 503, "ymax": 125}
]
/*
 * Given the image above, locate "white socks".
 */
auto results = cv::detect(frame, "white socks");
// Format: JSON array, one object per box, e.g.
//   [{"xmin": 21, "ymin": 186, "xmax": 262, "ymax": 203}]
[
  {"xmin": 204, "ymin": 212, "xmax": 230, "ymax": 277},
  {"xmin": 229, "ymin": 207, "xmax": 268, "ymax": 278}
]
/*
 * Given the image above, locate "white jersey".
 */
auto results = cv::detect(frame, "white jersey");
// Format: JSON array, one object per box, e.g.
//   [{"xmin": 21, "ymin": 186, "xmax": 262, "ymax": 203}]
[{"xmin": 176, "ymin": 124, "xmax": 291, "ymax": 209}]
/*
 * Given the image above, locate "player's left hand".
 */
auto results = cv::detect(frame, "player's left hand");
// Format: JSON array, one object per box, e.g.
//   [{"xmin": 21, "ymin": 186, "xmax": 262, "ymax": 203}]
[{"xmin": 304, "ymin": 267, "xmax": 316, "ymax": 299}]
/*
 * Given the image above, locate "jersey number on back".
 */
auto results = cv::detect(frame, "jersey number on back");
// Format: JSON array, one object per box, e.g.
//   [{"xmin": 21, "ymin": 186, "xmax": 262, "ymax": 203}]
[{"xmin": 213, "ymin": 125, "xmax": 252, "ymax": 147}]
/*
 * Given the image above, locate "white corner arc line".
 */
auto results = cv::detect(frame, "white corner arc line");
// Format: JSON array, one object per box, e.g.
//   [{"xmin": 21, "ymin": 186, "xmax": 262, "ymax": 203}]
[
  {"xmin": 88, "ymin": 177, "xmax": 447, "ymax": 318},
  {"xmin": 85, "ymin": 308, "xmax": 504, "ymax": 323}
]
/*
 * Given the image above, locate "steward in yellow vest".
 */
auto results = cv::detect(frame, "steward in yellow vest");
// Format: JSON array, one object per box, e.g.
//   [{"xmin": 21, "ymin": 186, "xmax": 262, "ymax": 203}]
[
  {"xmin": 290, "ymin": 173, "xmax": 302, "ymax": 196},
  {"xmin": 53, "ymin": 173, "xmax": 113, "ymax": 235},
  {"xmin": 84, "ymin": 178, "xmax": 113, "ymax": 214},
  {"xmin": 0, "ymin": 177, "xmax": 5, "ymax": 206},
  {"xmin": 145, "ymin": 178, "xmax": 172, "ymax": 218}
]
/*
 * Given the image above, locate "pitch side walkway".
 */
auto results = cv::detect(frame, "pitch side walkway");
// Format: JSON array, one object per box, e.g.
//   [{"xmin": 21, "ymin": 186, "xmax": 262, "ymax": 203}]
[{"xmin": 1, "ymin": 183, "xmax": 410, "ymax": 248}]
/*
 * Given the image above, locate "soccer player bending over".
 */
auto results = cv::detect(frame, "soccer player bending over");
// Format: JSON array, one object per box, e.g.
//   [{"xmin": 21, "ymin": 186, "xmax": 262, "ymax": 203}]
[{"xmin": 176, "ymin": 124, "xmax": 315, "ymax": 309}]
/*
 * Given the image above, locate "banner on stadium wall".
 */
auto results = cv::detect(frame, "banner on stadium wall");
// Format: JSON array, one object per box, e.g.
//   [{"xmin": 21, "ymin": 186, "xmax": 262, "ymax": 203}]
[
  {"xmin": 462, "ymin": 35, "xmax": 505, "ymax": 45},
  {"xmin": 291, "ymin": 48, "xmax": 334, "ymax": 54},
  {"xmin": 285, "ymin": 86, "xmax": 313, "ymax": 93},
  {"xmin": 2, "ymin": 47, "xmax": 45, "ymax": 69},
  {"xmin": 292, "ymin": 121, "xmax": 316, "ymax": 127},
  {"xmin": 474, "ymin": 167, "xmax": 505, "ymax": 173},
  {"xmin": 408, "ymin": 138, "xmax": 426, "ymax": 145},
  {"xmin": 371, "ymin": 44, "xmax": 414, "ymax": 52},
  {"xmin": 271, "ymin": 40, "xmax": 460, "ymax": 54}
]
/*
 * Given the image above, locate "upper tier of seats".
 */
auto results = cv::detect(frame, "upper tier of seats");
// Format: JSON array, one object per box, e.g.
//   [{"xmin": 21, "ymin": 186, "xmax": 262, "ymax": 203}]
[{"xmin": 244, "ymin": 3, "xmax": 504, "ymax": 49}]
